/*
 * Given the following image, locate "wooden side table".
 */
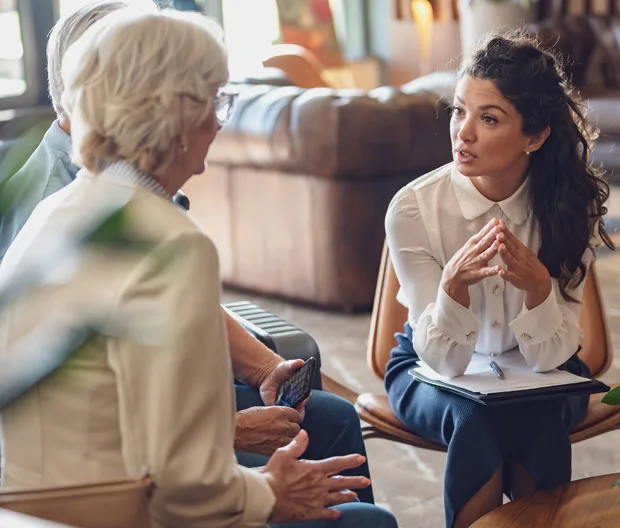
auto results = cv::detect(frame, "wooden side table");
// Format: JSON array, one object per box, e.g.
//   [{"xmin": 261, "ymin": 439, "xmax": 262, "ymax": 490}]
[{"xmin": 472, "ymin": 473, "xmax": 620, "ymax": 528}]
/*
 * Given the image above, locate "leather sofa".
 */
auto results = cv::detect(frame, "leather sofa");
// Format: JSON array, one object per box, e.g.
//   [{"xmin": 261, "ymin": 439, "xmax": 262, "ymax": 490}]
[{"xmin": 183, "ymin": 72, "xmax": 456, "ymax": 310}]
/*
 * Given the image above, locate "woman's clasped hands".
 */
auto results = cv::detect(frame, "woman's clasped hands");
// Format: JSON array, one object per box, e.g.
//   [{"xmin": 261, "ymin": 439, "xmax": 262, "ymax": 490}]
[{"xmin": 442, "ymin": 218, "xmax": 552, "ymax": 309}]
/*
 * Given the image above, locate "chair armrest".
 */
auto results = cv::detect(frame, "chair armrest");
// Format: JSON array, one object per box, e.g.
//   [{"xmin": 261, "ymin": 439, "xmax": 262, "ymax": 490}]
[{"xmin": 223, "ymin": 301, "xmax": 323, "ymax": 390}]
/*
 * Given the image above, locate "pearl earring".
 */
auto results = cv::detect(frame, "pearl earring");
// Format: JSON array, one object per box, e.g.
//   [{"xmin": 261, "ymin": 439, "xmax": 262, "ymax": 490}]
[
  {"xmin": 179, "ymin": 144, "xmax": 188, "ymax": 154},
  {"xmin": 525, "ymin": 151, "xmax": 530, "ymax": 156}
]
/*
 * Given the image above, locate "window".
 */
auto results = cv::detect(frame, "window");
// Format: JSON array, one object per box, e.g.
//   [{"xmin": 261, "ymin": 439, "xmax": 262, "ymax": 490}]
[
  {"xmin": 0, "ymin": 0, "xmax": 26, "ymax": 98},
  {"xmin": 56, "ymin": 0, "xmax": 174, "ymax": 17},
  {"xmin": 56, "ymin": 0, "xmax": 281, "ymax": 79},
  {"xmin": 220, "ymin": 0, "xmax": 280, "ymax": 79},
  {"xmin": 56, "ymin": 0, "xmax": 91, "ymax": 16}
]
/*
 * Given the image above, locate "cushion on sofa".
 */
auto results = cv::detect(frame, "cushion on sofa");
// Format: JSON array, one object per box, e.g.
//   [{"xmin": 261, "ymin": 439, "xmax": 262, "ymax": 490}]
[{"xmin": 207, "ymin": 72, "xmax": 456, "ymax": 181}]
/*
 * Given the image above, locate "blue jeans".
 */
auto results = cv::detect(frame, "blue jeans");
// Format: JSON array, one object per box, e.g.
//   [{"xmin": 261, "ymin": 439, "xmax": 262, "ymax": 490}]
[
  {"xmin": 269, "ymin": 502, "xmax": 398, "ymax": 528},
  {"xmin": 235, "ymin": 386, "xmax": 375, "ymax": 504}
]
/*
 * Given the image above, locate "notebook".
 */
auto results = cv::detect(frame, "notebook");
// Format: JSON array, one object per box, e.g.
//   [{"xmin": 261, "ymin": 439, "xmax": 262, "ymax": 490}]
[{"xmin": 408, "ymin": 350, "xmax": 609, "ymax": 406}]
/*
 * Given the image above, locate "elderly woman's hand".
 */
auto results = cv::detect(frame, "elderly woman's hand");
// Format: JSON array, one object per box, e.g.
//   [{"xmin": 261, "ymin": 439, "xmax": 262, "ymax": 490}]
[
  {"xmin": 260, "ymin": 359, "xmax": 309, "ymax": 418},
  {"xmin": 233, "ymin": 360, "xmax": 311, "ymax": 456},
  {"xmin": 496, "ymin": 220, "xmax": 552, "ymax": 309},
  {"xmin": 235, "ymin": 406, "xmax": 303, "ymax": 456},
  {"xmin": 265, "ymin": 430, "xmax": 370, "ymax": 523}
]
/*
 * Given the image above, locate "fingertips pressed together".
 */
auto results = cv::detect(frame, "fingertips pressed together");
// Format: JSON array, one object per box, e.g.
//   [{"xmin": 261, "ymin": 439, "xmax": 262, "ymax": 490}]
[
  {"xmin": 486, "ymin": 264, "xmax": 502, "ymax": 277},
  {"xmin": 498, "ymin": 243, "xmax": 515, "ymax": 262},
  {"xmin": 472, "ymin": 217, "xmax": 499, "ymax": 243}
]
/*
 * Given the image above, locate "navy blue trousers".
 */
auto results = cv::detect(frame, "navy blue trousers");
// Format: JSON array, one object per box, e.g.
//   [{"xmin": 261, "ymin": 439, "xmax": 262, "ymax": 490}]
[
  {"xmin": 269, "ymin": 502, "xmax": 398, "ymax": 528},
  {"xmin": 235, "ymin": 385, "xmax": 375, "ymax": 504},
  {"xmin": 385, "ymin": 323, "xmax": 589, "ymax": 528}
]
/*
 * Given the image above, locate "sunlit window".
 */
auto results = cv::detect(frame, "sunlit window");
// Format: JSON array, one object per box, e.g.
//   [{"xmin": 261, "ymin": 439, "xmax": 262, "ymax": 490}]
[
  {"xmin": 57, "ymin": 0, "xmax": 87, "ymax": 15},
  {"xmin": 0, "ymin": 0, "xmax": 26, "ymax": 98},
  {"xmin": 221, "ymin": 0, "xmax": 280, "ymax": 78},
  {"xmin": 57, "ymin": 0, "xmax": 281, "ymax": 78},
  {"xmin": 57, "ymin": 0, "xmax": 165, "ymax": 16}
]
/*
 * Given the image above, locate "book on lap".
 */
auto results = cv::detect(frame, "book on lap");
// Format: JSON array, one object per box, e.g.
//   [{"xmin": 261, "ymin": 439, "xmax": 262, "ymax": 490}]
[{"xmin": 408, "ymin": 349, "xmax": 609, "ymax": 406}]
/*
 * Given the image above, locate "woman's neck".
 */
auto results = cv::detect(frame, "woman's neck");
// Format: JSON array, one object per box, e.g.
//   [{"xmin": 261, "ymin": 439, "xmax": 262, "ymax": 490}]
[
  {"xmin": 468, "ymin": 161, "xmax": 530, "ymax": 202},
  {"xmin": 153, "ymin": 165, "xmax": 189, "ymax": 197},
  {"xmin": 154, "ymin": 175, "xmax": 183, "ymax": 197}
]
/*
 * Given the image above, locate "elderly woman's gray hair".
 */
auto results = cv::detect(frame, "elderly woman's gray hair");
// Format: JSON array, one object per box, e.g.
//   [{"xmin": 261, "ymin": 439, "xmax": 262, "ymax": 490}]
[
  {"xmin": 60, "ymin": 8, "xmax": 229, "ymax": 174},
  {"xmin": 47, "ymin": 1, "xmax": 128, "ymax": 121}
]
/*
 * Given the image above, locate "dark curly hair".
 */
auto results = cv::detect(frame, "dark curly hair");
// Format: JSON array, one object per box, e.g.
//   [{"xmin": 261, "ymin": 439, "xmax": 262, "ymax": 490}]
[{"xmin": 460, "ymin": 33, "xmax": 615, "ymax": 301}]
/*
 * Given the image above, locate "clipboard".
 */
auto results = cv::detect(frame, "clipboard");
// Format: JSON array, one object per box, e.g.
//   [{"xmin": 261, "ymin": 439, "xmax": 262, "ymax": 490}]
[
  {"xmin": 408, "ymin": 350, "xmax": 610, "ymax": 406},
  {"xmin": 408, "ymin": 367, "xmax": 609, "ymax": 406}
]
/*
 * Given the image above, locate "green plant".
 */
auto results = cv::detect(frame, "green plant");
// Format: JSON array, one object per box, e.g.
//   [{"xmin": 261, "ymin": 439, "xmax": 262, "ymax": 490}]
[
  {"xmin": 602, "ymin": 386, "xmax": 620, "ymax": 406},
  {"xmin": 601, "ymin": 388, "xmax": 620, "ymax": 487}
]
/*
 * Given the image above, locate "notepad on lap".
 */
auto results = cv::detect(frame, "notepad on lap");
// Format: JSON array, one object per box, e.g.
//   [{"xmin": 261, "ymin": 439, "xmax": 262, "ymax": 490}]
[{"xmin": 408, "ymin": 349, "xmax": 609, "ymax": 405}]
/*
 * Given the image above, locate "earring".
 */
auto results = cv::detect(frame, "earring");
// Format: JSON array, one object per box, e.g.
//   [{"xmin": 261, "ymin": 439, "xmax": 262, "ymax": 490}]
[
  {"xmin": 179, "ymin": 144, "xmax": 188, "ymax": 154},
  {"xmin": 525, "ymin": 151, "xmax": 530, "ymax": 156}
]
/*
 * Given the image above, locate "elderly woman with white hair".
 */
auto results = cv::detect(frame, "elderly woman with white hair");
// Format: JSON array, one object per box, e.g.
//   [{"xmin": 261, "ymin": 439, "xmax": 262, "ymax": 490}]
[
  {"xmin": 0, "ymin": 7, "xmax": 398, "ymax": 528},
  {"xmin": 4, "ymin": 3, "xmax": 378, "ymax": 502}
]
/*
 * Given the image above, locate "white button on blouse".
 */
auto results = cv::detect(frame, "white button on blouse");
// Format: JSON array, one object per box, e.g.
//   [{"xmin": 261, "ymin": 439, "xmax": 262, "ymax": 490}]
[{"xmin": 385, "ymin": 163, "xmax": 592, "ymax": 378}]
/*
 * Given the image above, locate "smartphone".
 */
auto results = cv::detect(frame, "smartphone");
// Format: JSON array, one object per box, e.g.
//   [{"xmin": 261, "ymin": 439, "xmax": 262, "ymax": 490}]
[{"xmin": 275, "ymin": 357, "xmax": 316, "ymax": 408}]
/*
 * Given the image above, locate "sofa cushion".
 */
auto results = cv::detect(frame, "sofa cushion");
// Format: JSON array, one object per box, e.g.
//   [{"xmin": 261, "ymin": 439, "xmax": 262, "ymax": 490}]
[{"xmin": 207, "ymin": 71, "xmax": 456, "ymax": 181}]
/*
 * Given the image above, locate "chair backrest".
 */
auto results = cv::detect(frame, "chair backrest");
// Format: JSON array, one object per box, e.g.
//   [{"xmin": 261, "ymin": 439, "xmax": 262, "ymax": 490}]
[
  {"xmin": 0, "ymin": 478, "xmax": 153, "ymax": 528},
  {"xmin": 262, "ymin": 44, "xmax": 331, "ymax": 89},
  {"xmin": 367, "ymin": 241, "xmax": 612, "ymax": 380}
]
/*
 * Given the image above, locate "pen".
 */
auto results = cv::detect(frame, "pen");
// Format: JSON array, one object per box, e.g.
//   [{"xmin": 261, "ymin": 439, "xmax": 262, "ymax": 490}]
[{"xmin": 490, "ymin": 360, "xmax": 505, "ymax": 380}]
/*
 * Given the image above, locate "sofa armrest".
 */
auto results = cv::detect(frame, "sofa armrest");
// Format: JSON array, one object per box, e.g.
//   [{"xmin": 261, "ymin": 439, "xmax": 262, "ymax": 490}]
[{"xmin": 223, "ymin": 301, "xmax": 323, "ymax": 390}]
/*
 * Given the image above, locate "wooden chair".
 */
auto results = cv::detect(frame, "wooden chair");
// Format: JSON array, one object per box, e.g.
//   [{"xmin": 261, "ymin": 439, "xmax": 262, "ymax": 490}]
[
  {"xmin": 0, "ymin": 478, "xmax": 153, "ymax": 528},
  {"xmin": 351, "ymin": 241, "xmax": 620, "ymax": 451},
  {"xmin": 262, "ymin": 44, "xmax": 358, "ymax": 89},
  {"xmin": 263, "ymin": 44, "xmax": 331, "ymax": 89}
]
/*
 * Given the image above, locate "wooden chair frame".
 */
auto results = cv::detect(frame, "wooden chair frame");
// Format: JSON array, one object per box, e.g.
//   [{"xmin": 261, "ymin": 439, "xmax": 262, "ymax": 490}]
[{"xmin": 0, "ymin": 478, "xmax": 153, "ymax": 528}]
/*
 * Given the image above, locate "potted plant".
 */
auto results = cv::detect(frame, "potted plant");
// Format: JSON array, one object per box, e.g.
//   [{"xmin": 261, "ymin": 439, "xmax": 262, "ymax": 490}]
[{"xmin": 459, "ymin": 0, "xmax": 539, "ymax": 55}]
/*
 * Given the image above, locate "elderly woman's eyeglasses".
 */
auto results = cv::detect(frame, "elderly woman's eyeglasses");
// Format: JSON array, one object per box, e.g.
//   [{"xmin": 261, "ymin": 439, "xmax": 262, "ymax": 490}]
[{"xmin": 214, "ymin": 88, "xmax": 238, "ymax": 126}]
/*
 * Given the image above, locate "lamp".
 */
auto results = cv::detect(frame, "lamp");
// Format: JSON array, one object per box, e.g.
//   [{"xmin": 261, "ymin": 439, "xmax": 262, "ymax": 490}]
[{"xmin": 411, "ymin": 0, "xmax": 434, "ymax": 75}]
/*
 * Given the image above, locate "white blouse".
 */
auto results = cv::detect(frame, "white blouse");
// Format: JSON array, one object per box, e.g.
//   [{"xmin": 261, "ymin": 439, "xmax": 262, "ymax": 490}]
[{"xmin": 385, "ymin": 162, "xmax": 592, "ymax": 378}]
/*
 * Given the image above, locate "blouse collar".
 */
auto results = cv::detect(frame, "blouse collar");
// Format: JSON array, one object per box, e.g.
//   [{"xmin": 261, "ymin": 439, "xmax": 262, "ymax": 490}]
[{"xmin": 450, "ymin": 164, "xmax": 531, "ymax": 226}]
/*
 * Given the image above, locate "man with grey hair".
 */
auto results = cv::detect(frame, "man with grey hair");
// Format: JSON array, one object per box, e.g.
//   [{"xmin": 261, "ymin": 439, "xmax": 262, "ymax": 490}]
[
  {"xmin": 0, "ymin": 1, "xmax": 128, "ymax": 261},
  {"xmin": 0, "ymin": 0, "xmax": 376, "ymax": 506}
]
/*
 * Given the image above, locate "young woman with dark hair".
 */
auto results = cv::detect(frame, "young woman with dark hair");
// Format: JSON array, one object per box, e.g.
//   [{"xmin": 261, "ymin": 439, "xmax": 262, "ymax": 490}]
[{"xmin": 384, "ymin": 33, "xmax": 615, "ymax": 528}]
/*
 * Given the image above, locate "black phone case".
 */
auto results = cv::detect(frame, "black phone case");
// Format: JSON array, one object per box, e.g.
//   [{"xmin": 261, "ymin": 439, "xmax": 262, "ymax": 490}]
[{"xmin": 276, "ymin": 358, "xmax": 316, "ymax": 408}]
